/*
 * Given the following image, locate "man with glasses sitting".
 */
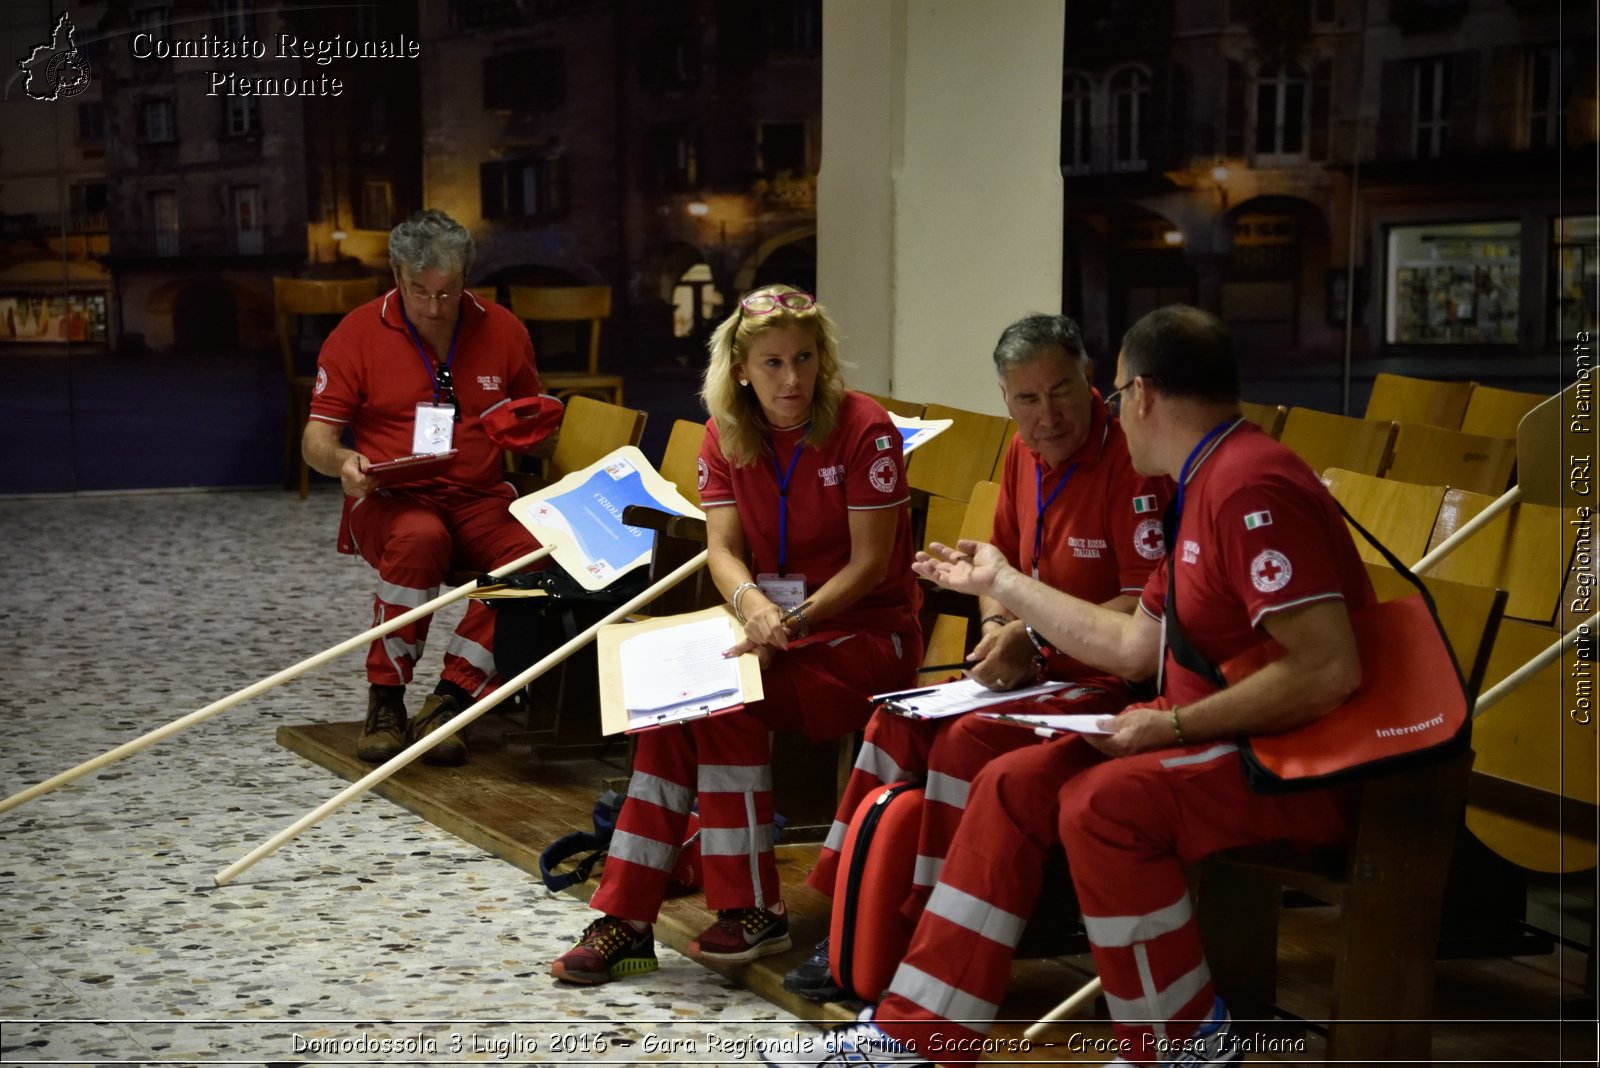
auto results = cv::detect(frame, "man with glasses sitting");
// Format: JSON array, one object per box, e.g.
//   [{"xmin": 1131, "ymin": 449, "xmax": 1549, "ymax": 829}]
[{"xmin": 303, "ymin": 209, "xmax": 561, "ymax": 766}]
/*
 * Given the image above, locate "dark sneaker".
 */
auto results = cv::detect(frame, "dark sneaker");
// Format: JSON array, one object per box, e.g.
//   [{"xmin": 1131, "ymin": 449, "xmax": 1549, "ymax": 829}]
[
  {"xmin": 357, "ymin": 685, "xmax": 407, "ymax": 762},
  {"xmin": 759, "ymin": 1008, "xmax": 930, "ymax": 1066},
  {"xmin": 783, "ymin": 936, "xmax": 845, "ymax": 1001},
  {"xmin": 687, "ymin": 906, "xmax": 792, "ymax": 964},
  {"xmin": 412, "ymin": 693, "xmax": 468, "ymax": 766},
  {"xmin": 551, "ymin": 916, "xmax": 658, "ymax": 985}
]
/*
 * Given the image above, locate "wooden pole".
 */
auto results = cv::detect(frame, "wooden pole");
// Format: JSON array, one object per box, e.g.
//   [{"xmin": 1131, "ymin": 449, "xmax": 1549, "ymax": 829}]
[
  {"xmin": 1023, "ymin": 976, "xmax": 1102, "ymax": 1040},
  {"xmin": 0, "ymin": 546, "xmax": 553, "ymax": 816},
  {"xmin": 214, "ymin": 550, "xmax": 709, "ymax": 886}
]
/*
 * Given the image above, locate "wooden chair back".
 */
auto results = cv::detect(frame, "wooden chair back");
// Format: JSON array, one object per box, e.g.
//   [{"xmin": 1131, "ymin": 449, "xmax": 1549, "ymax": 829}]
[
  {"xmin": 272, "ymin": 276, "xmax": 382, "ymax": 498},
  {"xmin": 507, "ymin": 285, "xmax": 612, "ymax": 374},
  {"xmin": 861, "ymin": 391, "xmax": 928, "ymax": 420},
  {"xmin": 1465, "ymin": 616, "xmax": 1599, "ymax": 874},
  {"xmin": 1201, "ymin": 568, "xmax": 1506, "ymax": 1064},
  {"xmin": 917, "ymin": 483, "xmax": 1002, "ymax": 680},
  {"xmin": 546, "ymin": 395, "xmax": 647, "ymax": 481},
  {"xmin": 1238, "ymin": 400, "xmax": 1288, "ymax": 440},
  {"xmin": 1279, "ymin": 407, "xmax": 1396, "ymax": 478},
  {"xmin": 1460, "ymin": 384, "xmax": 1548, "ymax": 440},
  {"xmin": 273, "ymin": 276, "xmax": 381, "ymax": 380},
  {"xmin": 990, "ymin": 421, "xmax": 1018, "ymax": 481},
  {"xmin": 1425, "ymin": 488, "xmax": 1576, "ymax": 624},
  {"xmin": 659, "ymin": 419, "xmax": 708, "ymax": 507},
  {"xmin": 906, "ymin": 403, "xmax": 1013, "ymax": 501},
  {"xmin": 1385, "ymin": 422, "xmax": 1517, "ymax": 496},
  {"xmin": 1363, "ymin": 372, "xmax": 1474, "ymax": 430},
  {"xmin": 1323, "ymin": 468, "xmax": 1446, "ymax": 568}
]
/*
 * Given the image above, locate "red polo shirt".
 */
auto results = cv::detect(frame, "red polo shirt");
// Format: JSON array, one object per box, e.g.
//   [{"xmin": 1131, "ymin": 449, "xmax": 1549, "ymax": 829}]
[
  {"xmin": 993, "ymin": 393, "xmax": 1173, "ymax": 683},
  {"xmin": 309, "ymin": 288, "xmax": 542, "ymax": 490},
  {"xmin": 698, "ymin": 391, "xmax": 921, "ymax": 636},
  {"xmin": 1138, "ymin": 418, "xmax": 1376, "ymax": 706}
]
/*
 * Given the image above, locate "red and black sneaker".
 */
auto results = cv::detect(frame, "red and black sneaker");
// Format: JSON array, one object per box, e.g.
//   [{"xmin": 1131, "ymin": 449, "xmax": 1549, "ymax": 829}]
[
  {"xmin": 551, "ymin": 916, "xmax": 658, "ymax": 985},
  {"xmin": 687, "ymin": 906, "xmax": 792, "ymax": 964}
]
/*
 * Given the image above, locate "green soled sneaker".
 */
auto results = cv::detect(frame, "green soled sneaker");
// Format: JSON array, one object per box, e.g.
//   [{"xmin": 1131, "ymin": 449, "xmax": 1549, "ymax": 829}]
[
  {"xmin": 551, "ymin": 916, "xmax": 658, "ymax": 985},
  {"xmin": 357, "ymin": 685, "xmax": 407, "ymax": 762},
  {"xmin": 412, "ymin": 693, "xmax": 468, "ymax": 766}
]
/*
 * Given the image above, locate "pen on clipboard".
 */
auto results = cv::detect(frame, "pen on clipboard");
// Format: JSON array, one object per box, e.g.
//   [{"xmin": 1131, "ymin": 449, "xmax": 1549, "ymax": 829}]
[{"xmin": 916, "ymin": 661, "xmax": 977, "ymax": 674}]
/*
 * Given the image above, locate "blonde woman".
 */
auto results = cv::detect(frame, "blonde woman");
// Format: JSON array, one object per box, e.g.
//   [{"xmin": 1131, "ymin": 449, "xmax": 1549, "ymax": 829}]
[{"xmin": 552, "ymin": 284, "xmax": 922, "ymax": 984}]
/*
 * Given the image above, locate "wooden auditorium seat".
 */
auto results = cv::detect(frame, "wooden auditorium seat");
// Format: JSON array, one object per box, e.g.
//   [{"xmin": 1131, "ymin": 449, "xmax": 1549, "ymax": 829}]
[
  {"xmin": 1424, "ymin": 487, "xmax": 1577, "ymax": 625},
  {"xmin": 1384, "ymin": 421, "xmax": 1518, "ymax": 496},
  {"xmin": 906, "ymin": 403, "xmax": 1013, "ymax": 550},
  {"xmin": 1200, "ymin": 566, "xmax": 1506, "ymax": 1065},
  {"xmin": 861, "ymin": 391, "xmax": 928, "ymax": 420},
  {"xmin": 990, "ymin": 419, "xmax": 1018, "ymax": 481},
  {"xmin": 1279, "ymin": 407, "xmax": 1396, "ymax": 478},
  {"xmin": 1459, "ymin": 384, "xmax": 1549, "ymax": 441},
  {"xmin": 1322, "ymin": 468, "xmax": 1447, "ymax": 568},
  {"xmin": 507, "ymin": 285, "xmax": 624, "ymax": 405},
  {"xmin": 1363, "ymin": 372, "xmax": 1474, "ymax": 430},
  {"xmin": 658, "ymin": 419, "xmax": 708, "ymax": 507},
  {"xmin": 1238, "ymin": 399, "xmax": 1288, "ymax": 439},
  {"xmin": 272, "ymin": 276, "xmax": 383, "ymax": 498},
  {"xmin": 916, "ymin": 482, "xmax": 1000, "ymax": 681}
]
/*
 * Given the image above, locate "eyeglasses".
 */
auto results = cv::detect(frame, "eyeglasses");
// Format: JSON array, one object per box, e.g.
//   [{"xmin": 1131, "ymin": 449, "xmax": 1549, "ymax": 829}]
[
  {"xmin": 405, "ymin": 285, "xmax": 463, "ymax": 305},
  {"xmin": 1105, "ymin": 378, "xmax": 1134, "ymax": 416},
  {"xmin": 735, "ymin": 290, "xmax": 815, "ymax": 329}
]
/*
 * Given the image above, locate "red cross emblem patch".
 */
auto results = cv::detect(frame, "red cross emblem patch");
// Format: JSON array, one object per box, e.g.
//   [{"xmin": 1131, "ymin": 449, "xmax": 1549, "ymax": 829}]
[{"xmin": 1250, "ymin": 549, "xmax": 1292, "ymax": 593}]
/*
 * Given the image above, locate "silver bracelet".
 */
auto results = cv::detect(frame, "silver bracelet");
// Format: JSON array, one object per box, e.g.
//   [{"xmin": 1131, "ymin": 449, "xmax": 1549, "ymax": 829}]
[{"xmin": 730, "ymin": 581, "xmax": 760, "ymax": 623}]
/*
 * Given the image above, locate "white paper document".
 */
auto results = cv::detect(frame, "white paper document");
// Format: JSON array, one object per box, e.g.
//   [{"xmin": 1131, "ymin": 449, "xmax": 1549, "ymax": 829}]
[
  {"xmin": 872, "ymin": 677, "xmax": 1070, "ymax": 719},
  {"xmin": 976, "ymin": 711, "xmax": 1113, "ymax": 736},
  {"xmin": 620, "ymin": 616, "xmax": 743, "ymax": 726}
]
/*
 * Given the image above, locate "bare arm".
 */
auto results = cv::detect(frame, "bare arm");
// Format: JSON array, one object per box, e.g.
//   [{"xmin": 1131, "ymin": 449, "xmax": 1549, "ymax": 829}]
[
  {"xmin": 1090, "ymin": 599, "xmax": 1361, "ymax": 756},
  {"xmin": 967, "ymin": 591, "xmax": 1141, "ymax": 691},
  {"xmin": 302, "ymin": 420, "xmax": 378, "ymax": 499},
  {"xmin": 916, "ymin": 539, "xmax": 1160, "ymax": 681}
]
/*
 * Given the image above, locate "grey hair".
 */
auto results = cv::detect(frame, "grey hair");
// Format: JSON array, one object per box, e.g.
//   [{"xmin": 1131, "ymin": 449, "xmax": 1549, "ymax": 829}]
[
  {"xmin": 388, "ymin": 209, "xmax": 475, "ymax": 278},
  {"xmin": 992, "ymin": 314, "xmax": 1090, "ymax": 376}
]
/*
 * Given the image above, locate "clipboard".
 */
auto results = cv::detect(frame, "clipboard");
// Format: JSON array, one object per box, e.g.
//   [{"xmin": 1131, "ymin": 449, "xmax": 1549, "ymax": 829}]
[
  {"xmin": 365, "ymin": 450, "xmax": 457, "ymax": 486},
  {"xmin": 509, "ymin": 446, "xmax": 705, "ymax": 591},
  {"xmin": 889, "ymin": 412, "xmax": 955, "ymax": 455},
  {"xmin": 596, "ymin": 605, "xmax": 764, "ymax": 735},
  {"xmin": 976, "ymin": 710, "xmax": 1114, "ymax": 737},
  {"xmin": 871, "ymin": 677, "xmax": 1070, "ymax": 719}
]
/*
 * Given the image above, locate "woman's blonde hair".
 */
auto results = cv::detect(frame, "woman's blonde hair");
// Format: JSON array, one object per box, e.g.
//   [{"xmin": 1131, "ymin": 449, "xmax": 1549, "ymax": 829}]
[{"xmin": 702, "ymin": 283, "xmax": 845, "ymax": 467}]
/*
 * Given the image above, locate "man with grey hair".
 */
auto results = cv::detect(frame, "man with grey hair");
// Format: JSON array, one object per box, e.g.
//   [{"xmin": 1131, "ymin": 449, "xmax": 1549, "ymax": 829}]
[
  {"xmin": 304, "ymin": 209, "xmax": 560, "ymax": 765},
  {"xmin": 784, "ymin": 312, "xmax": 1172, "ymax": 1002}
]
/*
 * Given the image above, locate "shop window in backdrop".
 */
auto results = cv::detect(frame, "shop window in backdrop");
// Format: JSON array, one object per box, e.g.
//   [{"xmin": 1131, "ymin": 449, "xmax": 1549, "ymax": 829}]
[
  {"xmin": 1386, "ymin": 220, "xmax": 1519, "ymax": 345},
  {"xmin": 1551, "ymin": 215, "xmax": 1598, "ymax": 341}
]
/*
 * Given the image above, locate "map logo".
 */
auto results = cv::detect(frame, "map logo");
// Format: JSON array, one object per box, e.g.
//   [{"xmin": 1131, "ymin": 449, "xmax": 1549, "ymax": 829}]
[{"xmin": 17, "ymin": 12, "xmax": 94, "ymax": 101}]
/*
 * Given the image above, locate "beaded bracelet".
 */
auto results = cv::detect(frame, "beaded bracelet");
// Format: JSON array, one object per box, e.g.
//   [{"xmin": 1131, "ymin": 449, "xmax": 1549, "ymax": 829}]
[
  {"xmin": 980, "ymin": 614, "xmax": 1011, "ymax": 629},
  {"xmin": 1171, "ymin": 706, "xmax": 1188, "ymax": 746}
]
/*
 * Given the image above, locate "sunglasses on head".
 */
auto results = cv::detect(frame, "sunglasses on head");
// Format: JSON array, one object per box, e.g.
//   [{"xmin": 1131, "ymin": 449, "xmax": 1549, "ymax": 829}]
[{"xmin": 735, "ymin": 290, "xmax": 815, "ymax": 330}]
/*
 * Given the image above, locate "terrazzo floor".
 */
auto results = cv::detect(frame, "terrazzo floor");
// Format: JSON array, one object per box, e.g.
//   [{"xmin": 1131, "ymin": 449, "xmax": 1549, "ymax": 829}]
[{"xmin": 0, "ymin": 489, "xmax": 807, "ymax": 1066}]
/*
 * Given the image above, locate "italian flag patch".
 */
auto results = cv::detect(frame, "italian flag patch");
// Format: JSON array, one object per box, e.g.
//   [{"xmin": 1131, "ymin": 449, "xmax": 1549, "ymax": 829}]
[
  {"xmin": 874, "ymin": 435, "xmax": 893, "ymax": 451},
  {"xmin": 1132, "ymin": 495, "xmax": 1158, "ymax": 513},
  {"xmin": 1244, "ymin": 510, "xmax": 1273, "ymax": 530}
]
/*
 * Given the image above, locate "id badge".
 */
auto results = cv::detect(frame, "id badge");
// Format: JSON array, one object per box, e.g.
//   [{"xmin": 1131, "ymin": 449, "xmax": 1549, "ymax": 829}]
[
  {"xmin": 412, "ymin": 403, "xmax": 455, "ymax": 455},
  {"xmin": 756, "ymin": 574, "xmax": 807, "ymax": 611}
]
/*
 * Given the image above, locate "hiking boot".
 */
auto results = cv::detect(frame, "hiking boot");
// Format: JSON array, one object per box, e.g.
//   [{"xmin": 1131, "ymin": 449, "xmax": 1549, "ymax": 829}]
[
  {"xmin": 687, "ymin": 906, "xmax": 791, "ymax": 964},
  {"xmin": 783, "ymin": 936, "xmax": 845, "ymax": 1001},
  {"xmin": 550, "ymin": 916, "xmax": 658, "ymax": 985},
  {"xmin": 759, "ymin": 1008, "xmax": 930, "ymax": 1066},
  {"xmin": 357, "ymin": 685, "xmax": 407, "ymax": 762},
  {"xmin": 412, "ymin": 693, "xmax": 468, "ymax": 766}
]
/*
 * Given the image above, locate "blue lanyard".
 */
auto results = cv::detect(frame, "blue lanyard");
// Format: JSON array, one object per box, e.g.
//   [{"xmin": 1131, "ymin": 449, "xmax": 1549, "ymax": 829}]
[
  {"xmin": 400, "ymin": 305, "xmax": 462, "ymax": 410},
  {"xmin": 1172, "ymin": 417, "xmax": 1240, "ymax": 533},
  {"xmin": 768, "ymin": 428, "xmax": 809, "ymax": 575},
  {"xmin": 1032, "ymin": 461, "xmax": 1078, "ymax": 578}
]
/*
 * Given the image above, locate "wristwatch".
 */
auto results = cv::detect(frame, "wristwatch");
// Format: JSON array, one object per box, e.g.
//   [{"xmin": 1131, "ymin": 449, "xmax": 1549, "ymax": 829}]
[{"xmin": 1024, "ymin": 624, "xmax": 1055, "ymax": 681}]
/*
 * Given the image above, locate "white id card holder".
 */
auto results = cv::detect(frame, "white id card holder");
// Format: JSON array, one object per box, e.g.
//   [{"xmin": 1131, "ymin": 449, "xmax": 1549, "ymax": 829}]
[
  {"xmin": 412, "ymin": 403, "xmax": 455, "ymax": 455},
  {"xmin": 756, "ymin": 574, "xmax": 807, "ymax": 611}
]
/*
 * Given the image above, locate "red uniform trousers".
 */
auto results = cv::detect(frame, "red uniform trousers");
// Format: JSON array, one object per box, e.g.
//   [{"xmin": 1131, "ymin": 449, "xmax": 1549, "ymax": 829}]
[
  {"xmin": 1056, "ymin": 739, "xmax": 1350, "ymax": 1064},
  {"xmin": 590, "ymin": 629, "xmax": 919, "ymax": 923},
  {"xmin": 874, "ymin": 734, "xmax": 1105, "ymax": 1064},
  {"xmin": 805, "ymin": 685, "xmax": 1126, "ymax": 909},
  {"xmin": 347, "ymin": 483, "xmax": 538, "ymax": 694}
]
